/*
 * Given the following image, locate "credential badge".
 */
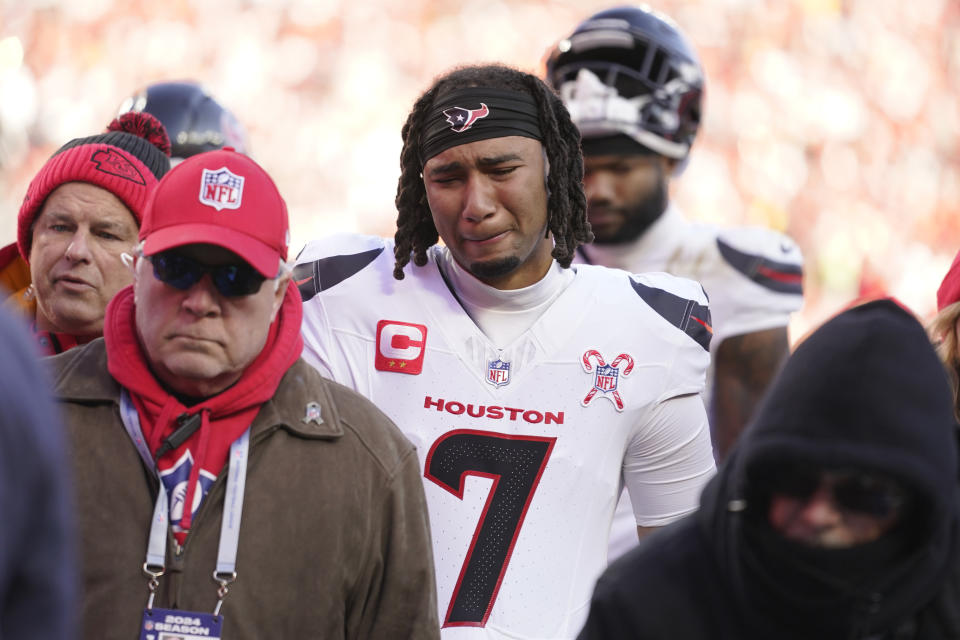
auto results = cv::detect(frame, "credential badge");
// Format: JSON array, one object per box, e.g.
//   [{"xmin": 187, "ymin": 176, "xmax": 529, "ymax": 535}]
[
  {"xmin": 486, "ymin": 358, "xmax": 511, "ymax": 388},
  {"xmin": 581, "ymin": 350, "xmax": 634, "ymax": 411}
]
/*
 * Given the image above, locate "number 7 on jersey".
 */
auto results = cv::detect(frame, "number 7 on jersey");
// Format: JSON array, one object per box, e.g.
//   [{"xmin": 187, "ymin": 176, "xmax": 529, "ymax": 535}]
[{"xmin": 425, "ymin": 429, "xmax": 556, "ymax": 627}]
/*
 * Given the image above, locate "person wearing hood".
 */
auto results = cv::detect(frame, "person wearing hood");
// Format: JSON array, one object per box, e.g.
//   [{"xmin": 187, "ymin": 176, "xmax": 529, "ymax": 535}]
[{"xmin": 577, "ymin": 298, "xmax": 960, "ymax": 639}]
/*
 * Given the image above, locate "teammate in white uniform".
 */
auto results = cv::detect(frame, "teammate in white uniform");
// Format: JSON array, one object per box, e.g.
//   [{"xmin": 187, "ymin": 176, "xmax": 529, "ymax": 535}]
[
  {"xmin": 296, "ymin": 64, "xmax": 715, "ymax": 639},
  {"xmin": 546, "ymin": 6, "xmax": 804, "ymax": 560},
  {"xmin": 547, "ymin": 5, "xmax": 804, "ymax": 458}
]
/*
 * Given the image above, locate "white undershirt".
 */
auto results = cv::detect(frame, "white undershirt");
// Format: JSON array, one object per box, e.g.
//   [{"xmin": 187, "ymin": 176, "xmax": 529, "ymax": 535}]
[{"xmin": 437, "ymin": 248, "xmax": 575, "ymax": 350}]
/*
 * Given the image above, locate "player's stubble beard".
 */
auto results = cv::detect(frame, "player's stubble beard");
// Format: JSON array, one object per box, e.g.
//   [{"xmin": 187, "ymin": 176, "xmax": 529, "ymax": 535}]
[
  {"xmin": 591, "ymin": 164, "xmax": 668, "ymax": 246},
  {"xmin": 469, "ymin": 256, "xmax": 521, "ymax": 281},
  {"xmin": 467, "ymin": 219, "xmax": 551, "ymax": 283}
]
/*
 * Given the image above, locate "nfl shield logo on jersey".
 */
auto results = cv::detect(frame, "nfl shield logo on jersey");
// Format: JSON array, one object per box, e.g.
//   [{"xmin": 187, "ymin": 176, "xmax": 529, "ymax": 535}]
[
  {"xmin": 581, "ymin": 350, "xmax": 635, "ymax": 411},
  {"xmin": 594, "ymin": 364, "xmax": 618, "ymax": 392},
  {"xmin": 199, "ymin": 167, "xmax": 245, "ymax": 211},
  {"xmin": 486, "ymin": 359, "xmax": 511, "ymax": 387}
]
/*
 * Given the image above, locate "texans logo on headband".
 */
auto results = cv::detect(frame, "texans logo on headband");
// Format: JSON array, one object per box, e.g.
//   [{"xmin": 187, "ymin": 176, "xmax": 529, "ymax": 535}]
[
  {"xmin": 420, "ymin": 89, "xmax": 541, "ymax": 162},
  {"xmin": 443, "ymin": 104, "xmax": 489, "ymax": 133}
]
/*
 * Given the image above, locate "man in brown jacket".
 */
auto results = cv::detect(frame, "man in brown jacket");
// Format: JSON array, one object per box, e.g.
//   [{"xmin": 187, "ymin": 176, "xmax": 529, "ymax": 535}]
[{"xmin": 49, "ymin": 148, "xmax": 439, "ymax": 639}]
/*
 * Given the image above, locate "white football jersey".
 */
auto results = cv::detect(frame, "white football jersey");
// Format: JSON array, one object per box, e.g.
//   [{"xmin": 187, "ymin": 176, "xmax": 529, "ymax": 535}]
[
  {"xmin": 578, "ymin": 205, "xmax": 804, "ymax": 561},
  {"xmin": 296, "ymin": 234, "xmax": 716, "ymax": 639},
  {"xmin": 578, "ymin": 204, "xmax": 804, "ymax": 346}
]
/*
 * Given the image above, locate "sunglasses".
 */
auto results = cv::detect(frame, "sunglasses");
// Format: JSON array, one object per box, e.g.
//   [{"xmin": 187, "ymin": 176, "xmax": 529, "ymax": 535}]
[
  {"xmin": 147, "ymin": 250, "xmax": 266, "ymax": 297},
  {"xmin": 767, "ymin": 467, "xmax": 910, "ymax": 520}
]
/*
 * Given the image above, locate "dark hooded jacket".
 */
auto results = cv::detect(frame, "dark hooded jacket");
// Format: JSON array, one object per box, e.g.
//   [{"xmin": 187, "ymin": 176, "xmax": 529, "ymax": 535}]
[{"xmin": 578, "ymin": 299, "xmax": 960, "ymax": 639}]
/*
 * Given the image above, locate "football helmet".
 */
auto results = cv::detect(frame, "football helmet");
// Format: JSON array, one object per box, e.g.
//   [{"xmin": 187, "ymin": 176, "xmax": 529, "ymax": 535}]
[
  {"xmin": 546, "ymin": 5, "xmax": 704, "ymax": 161},
  {"xmin": 118, "ymin": 81, "xmax": 248, "ymax": 161}
]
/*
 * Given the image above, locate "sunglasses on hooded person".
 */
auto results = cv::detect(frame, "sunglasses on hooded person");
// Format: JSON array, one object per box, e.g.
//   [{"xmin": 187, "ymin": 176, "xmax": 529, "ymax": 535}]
[{"xmin": 764, "ymin": 464, "xmax": 912, "ymax": 521}]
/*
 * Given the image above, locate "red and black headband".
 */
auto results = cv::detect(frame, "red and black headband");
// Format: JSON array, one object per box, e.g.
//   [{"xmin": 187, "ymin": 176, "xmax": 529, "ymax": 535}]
[{"xmin": 419, "ymin": 87, "xmax": 543, "ymax": 165}]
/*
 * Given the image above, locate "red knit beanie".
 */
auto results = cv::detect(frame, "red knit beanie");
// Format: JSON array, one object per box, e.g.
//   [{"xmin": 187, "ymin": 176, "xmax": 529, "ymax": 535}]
[
  {"xmin": 937, "ymin": 248, "xmax": 960, "ymax": 311},
  {"xmin": 17, "ymin": 112, "xmax": 171, "ymax": 262}
]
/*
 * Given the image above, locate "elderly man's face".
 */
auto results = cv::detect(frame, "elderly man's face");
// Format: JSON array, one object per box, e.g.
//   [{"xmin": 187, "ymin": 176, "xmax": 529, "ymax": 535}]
[
  {"xmin": 29, "ymin": 182, "xmax": 139, "ymax": 336},
  {"xmin": 134, "ymin": 243, "xmax": 287, "ymax": 398}
]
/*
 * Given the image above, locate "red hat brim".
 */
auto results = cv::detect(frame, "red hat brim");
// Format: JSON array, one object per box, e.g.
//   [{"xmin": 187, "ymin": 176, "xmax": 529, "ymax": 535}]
[{"xmin": 141, "ymin": 222, "xmax": 280, "ymax": 278}]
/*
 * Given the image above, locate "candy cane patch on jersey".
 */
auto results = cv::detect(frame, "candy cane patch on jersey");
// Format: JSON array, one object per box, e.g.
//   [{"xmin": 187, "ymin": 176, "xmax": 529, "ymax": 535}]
[
  {"xmin": 375, "ymin": 320, "xmax": 427, "ymax": 374},
  {"xmin": 581, "ymin": 350, "xmax": 634, "ymax": 411}
]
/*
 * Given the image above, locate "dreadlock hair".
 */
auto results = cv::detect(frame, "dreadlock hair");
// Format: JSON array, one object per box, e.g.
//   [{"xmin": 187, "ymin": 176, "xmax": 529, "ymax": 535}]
[{"xmin": 393, "ymin": 63, "xmax": 592, "ymax": 280}]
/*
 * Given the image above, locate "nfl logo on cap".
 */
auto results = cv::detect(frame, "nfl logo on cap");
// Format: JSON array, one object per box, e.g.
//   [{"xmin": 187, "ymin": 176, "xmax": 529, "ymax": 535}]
[{"xmin": 199, "ymin": 167, "xmax": 244, "ymax": 211}]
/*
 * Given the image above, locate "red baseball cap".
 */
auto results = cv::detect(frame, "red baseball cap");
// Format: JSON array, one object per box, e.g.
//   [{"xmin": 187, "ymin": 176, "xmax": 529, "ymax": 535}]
[
  {"xmin": 139, "ymin": 148, "xmax": 289, "ymax": 277},
  {"xmin": 937, "ymin": 248, "xmax": 960, "ymax": 311}
]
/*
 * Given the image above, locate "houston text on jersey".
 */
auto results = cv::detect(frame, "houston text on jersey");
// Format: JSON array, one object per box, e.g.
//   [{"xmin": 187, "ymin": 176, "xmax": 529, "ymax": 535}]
[{"xmin": 423, "ymin": 396, "xmax": 564, "ymax": 425}]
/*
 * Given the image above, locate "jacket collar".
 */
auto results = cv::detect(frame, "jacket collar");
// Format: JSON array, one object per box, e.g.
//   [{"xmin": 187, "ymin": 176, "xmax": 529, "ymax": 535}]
[{"xmin": 251, "ymin": 359, "xmax": 344, "ymax": 441}]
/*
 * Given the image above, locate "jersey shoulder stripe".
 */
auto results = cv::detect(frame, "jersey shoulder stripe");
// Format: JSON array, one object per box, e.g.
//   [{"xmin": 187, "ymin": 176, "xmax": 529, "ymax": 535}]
[
  {"xmin": 295, "ymin": 246, "xmax": 384, "ymax": 301},
  {"xmin": 629, "ymin": 274, "xmax": 713, "ymax": 352},
  {"xmin": 716, "ymin": 236, "xmax": 803, "ymax": 295}
]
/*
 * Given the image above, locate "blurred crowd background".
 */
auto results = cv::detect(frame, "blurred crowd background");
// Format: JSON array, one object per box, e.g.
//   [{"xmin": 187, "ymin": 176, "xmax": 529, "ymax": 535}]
[{"xmin": 1, "ymin": 0, "xmax": 957, "ymax": 338}]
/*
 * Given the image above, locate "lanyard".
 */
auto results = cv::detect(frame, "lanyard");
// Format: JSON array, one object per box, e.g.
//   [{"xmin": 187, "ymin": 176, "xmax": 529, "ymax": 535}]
[{"xmin": 120, "ymin": 390, "xmax": 250, "ymax": 614}]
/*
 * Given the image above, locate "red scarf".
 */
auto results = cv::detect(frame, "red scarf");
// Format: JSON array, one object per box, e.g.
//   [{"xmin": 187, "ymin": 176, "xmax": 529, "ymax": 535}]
[{"xmin": 104, "ymin": 281, "xmax": 303, "ymax": 543}]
